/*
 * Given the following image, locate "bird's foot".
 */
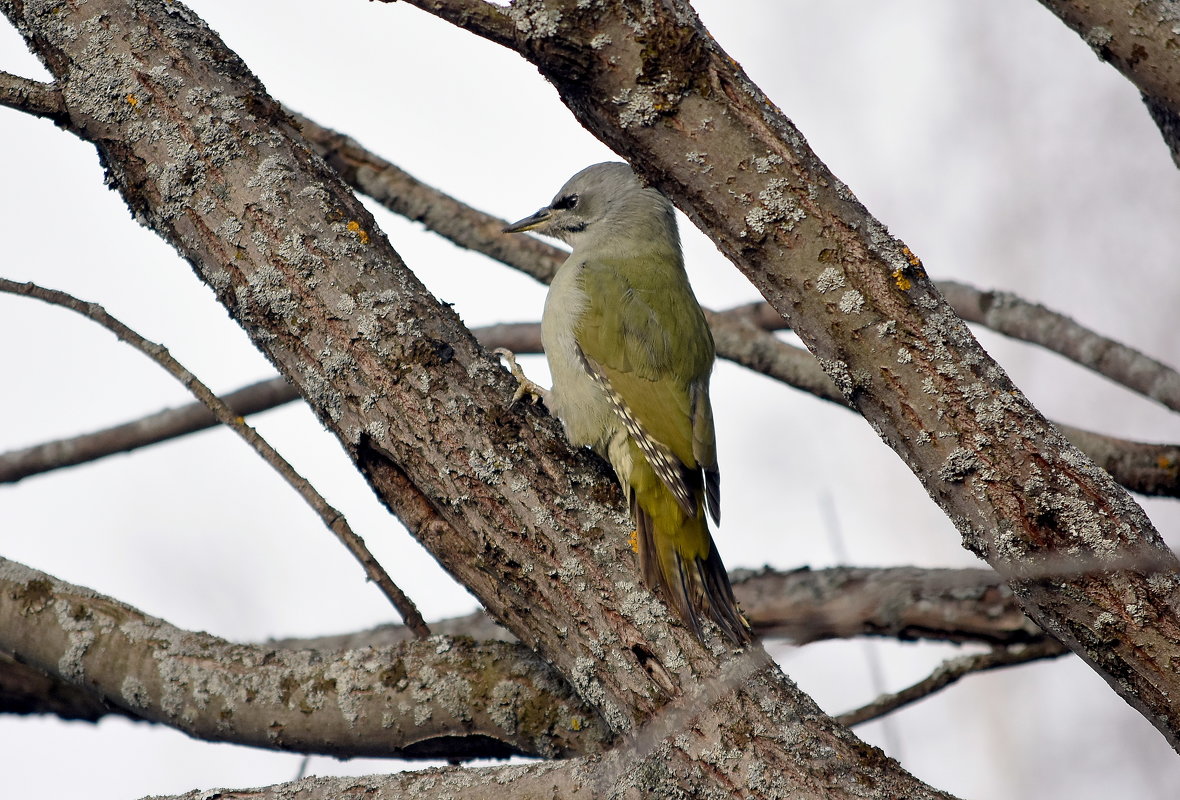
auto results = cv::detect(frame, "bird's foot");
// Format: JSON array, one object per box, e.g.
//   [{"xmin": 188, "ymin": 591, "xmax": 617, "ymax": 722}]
[{"xmin": 495, "ymin": 348, "xmax": 548, "ymax": 405}]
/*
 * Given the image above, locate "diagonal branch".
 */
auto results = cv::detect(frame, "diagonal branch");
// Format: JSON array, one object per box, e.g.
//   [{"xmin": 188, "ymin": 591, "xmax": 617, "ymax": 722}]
[
  {"xmin": 940, "ymin": 280, "xmax": 1180, "ymax": 414},
  {"xmin": 396, "ymin": 0, "xmax": 1180, "ymax": 752},
  {"xmin": 0, "ymin": 278, "xmax": 430, "ymax": 639},
  {"xmin": 1034, "ymin": 0, "xmax": 1180, "ymax": 167},
  {"xmin": 836, "ymin": 639, "xmax": 1069, "ymax": 728}
]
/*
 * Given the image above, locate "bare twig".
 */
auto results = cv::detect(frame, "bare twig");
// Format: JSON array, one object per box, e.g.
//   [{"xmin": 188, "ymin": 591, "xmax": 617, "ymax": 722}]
[
  {"xmin": 941, "ymin": 280, "xmax": 1180, "ymax": 414},
  {"xmin": 0, "ymin": 279, "xmax": 430, "ymax": 639},
  {"xmin": 836, "ymin": 639, "xmax": 1069, "ymax": 727},
  {"xmin": 0, "ymin": 70, "xmax": 66, "ymax": 121},
  {"xmin": 7, "ymin": 311, "xmax": 1180, "ymax": 498},
  {"xmin": 0, "ymin": 375, "xmax": 299, "ymax": 483}
]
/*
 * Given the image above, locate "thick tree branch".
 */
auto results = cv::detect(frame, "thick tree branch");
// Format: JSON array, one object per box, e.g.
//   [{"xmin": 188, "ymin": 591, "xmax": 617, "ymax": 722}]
[
  {"xmin": 0, "ymin": 556, "xmax": 609, "ymax": 759},
  {"xmin": 0, "ymin": 69, "xmax": 66, "ymax": 121},
  {"xmin": 5, "ymin": 566, "xmax": 1053, "ymax": 725},
  {"xmin": 399, "ymin": 0, "xmax": 1180, "ymax": 750},
  {"xmin": 297, "ymin": 114, "xmax": 1180, "ymax": 421},
  {"xmin": 1035, "ymin": 0, "xmax": 1180, "ymax": 166},
  {"xmin": 2, "ymin": 2, "xmax": 952, "ymax": 796},
  {"xmin": 153, "ymin": 761, "xmax": 607, "ymax": 800},
  {"xmin": 0, "ymin": 278, "xmax": 430, "ymax": 638}
]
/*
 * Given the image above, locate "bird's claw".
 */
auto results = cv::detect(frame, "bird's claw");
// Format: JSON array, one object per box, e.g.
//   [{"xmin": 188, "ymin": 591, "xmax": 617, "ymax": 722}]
[{"xmin": 495, "ymin": 348, "xmax": 547, "ymax": 405}]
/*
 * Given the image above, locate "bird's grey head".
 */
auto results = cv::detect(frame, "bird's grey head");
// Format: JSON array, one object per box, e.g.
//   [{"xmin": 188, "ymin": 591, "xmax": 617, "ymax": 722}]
[{"xmin": 503, "ymin": 162, "xmax": 678, "ymax": 251}]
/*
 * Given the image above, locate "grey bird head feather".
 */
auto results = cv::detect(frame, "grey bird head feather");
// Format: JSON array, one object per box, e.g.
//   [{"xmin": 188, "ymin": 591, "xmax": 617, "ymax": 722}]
[{"xmin": 502, "ymin": 162, "xmax": 680, "ymax": 254}]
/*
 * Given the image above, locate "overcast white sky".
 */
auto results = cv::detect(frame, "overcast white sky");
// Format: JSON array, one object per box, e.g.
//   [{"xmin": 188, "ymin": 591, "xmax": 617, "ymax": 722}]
[{"xmin": 2, "ymin": 1, "xmax": 1180, "ymax": 798}]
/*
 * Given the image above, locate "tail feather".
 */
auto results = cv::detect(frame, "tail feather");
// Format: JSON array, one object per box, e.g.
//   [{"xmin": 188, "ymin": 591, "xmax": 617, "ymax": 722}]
[{"xmin": 634, "ymin": 495, "xmax": 751, "ymax": 645}]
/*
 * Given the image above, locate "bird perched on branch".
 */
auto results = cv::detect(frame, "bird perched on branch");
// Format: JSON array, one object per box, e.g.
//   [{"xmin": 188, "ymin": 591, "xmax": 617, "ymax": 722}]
[{"xmin": 501, "ymin": 162, "xmax": 750, "ymax": 645}]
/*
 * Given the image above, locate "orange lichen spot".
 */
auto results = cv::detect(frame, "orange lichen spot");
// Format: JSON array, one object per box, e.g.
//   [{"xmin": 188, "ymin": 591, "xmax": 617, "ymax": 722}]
[
  {"xmin": 346, "ymin": 220, "xmax": 370, "ymax": 245},
  {"xmin": 628, "ymin": 529, "xmax": 639, "ymax": 553},
  {"xmin": 892, "ymin": 268, "xmax": 912, "ymax": 292},
  {"xmin": 126, "ymin": 94, "xmax": 139, "ymax": 108},
  {"xmin": 1157, "ymin": 454, "xmax": 1176, "ymax": 471},
  {"xmin": 570, "ymin": 717, "xmax": 584, "ymax": 732},
  {"xmin": 901, "ymin": 245, "xmax": 922, "ymax": 268}
]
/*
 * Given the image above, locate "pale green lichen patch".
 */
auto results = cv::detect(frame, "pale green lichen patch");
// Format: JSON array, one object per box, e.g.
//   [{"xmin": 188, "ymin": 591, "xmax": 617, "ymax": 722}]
[
  {"xmin": 815, "ymin": 267, "xmax": 844, "ymax": 294},
  {"xmin": 613, "ymin": 83, "xmax": 666, "ymax": 129},
  {"xmin": 744, "ymin": 178, "xmax": 803, "ymax": 236},
  {"xmin": 815, "ymin": 356, "xmax": 853, "ymax": 397},
  {"xmin": 506, "ymin": 1, "xmax": 562, "ymax": 37},
  {"xmin": 752, "ymin": 154, "xmax": 783, "ymax": 173},
  {"xmin": 939, "ymin": 447, "xmax": 979, "ymax": 483},
  {"xmin": 837, "ymin": 290, "xmax": 864, "ymax": 314}
]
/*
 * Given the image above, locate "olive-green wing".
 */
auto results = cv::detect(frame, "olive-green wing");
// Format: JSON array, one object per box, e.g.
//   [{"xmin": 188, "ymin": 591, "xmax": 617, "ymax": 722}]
[{"xmin": 574, "ymin": 254, "xmax": 718, "ymax": 516}]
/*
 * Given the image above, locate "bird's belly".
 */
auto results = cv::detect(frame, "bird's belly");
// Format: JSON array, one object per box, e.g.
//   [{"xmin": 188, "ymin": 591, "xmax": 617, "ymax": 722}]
[{"xmin": 542, "ymin": 274, "xmax": 619, "ymax": 454}]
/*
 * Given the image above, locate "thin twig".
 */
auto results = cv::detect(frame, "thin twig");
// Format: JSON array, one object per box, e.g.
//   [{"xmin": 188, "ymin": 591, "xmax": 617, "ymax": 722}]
[
  {"xmin": 941, "ymin": 280, "xmax": 1180, "ymax": 414},
  {"xmin": 6, "ymin": 312, "xmax": 1180, "ymax": 497},
  {"xmin": 0, "ymin": 375, "xmax": 299, "ymax": 483},
  {"xmin": 836, "ymin": 639, "xmax": 1069, "ymax": 727},
  {"xmin": 0, "ymin": 278, "xmax": 431, "ymax": 639},
  {"xmin": 0, "ymin": 70, "xmax": 66, "ymax": 121}
]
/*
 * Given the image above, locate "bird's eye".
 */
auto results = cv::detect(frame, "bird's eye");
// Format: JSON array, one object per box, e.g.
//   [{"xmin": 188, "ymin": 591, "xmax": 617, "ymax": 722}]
[{"xmin": 552, "ymin": 193, "xmax": 579, "ymax": 211}]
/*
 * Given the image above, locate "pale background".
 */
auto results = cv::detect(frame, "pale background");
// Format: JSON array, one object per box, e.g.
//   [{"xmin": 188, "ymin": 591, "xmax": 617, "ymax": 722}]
[{"xmin": 2, "ymin": 1, "xmax": 1179, "ymax": 797}]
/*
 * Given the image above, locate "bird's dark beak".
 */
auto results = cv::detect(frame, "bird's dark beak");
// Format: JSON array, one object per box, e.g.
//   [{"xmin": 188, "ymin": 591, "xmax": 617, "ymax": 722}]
[{"xmin": 503, "ymin": 207, "xmax": 552, "ymax": 234}]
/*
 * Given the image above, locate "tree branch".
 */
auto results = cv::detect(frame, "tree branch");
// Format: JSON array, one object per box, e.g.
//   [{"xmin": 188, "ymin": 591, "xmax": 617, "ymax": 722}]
[
  {"xmin": 396, "ymin": 0, "xmax": 1180, "ymax": 750},
  {"xmin": 2, "ymin": 3, "xmax": 953, "ymax": 795},
  {"xmin": 940, "ymin": 280, "xmax": 1180, "ymax": 414},
  {"xmin": 295, "ymin": 113, "xmax": 1180, "ymax": 495},
  {"xmin": 1034, "ymin": 0, "xmax": 1180, "ymax": 166},
  {"xmin": 734, "ymin": 566, "xmax": 1047, "ymax": 646},
  {"xmin": 835, "ymin": 639, "xmax": 1070, "ymax": 728},
  {"xmin": 0, "ymin": 279, "xmax": 430, "ymax": 639},
  {"xmin": 0, "ymin": 555, "xmax": 609, "ymax": 759},
  {"xmin": 0, "ymin": 375, "xmax": 299, "ymax": 483},
  {"xmin": 6, "ymin": 311, "xmax": 1180, "ymax": 499},
  {"xmin": 0, "ymin": 70, "xmax": 66, "ymax": 121},
  {"xmin": 151, "ymin": 760, "xmax": 608, "ymax": 800},
  {"xmin": 296, "ymin": 113, "xmax": 1180, "ymax": 421},
  {"xmin": 4, "ymin": 565, "xmax": 1054, "ymax": 726}
]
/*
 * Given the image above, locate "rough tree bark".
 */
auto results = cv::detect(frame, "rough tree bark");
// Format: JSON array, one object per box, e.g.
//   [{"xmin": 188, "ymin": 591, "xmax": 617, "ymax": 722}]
[
  {"xmin": 0, "ymin": 1, "xmax": 956, "ymax": 797},
  {"xmin": 2, "ymin": 560, "xmax": 1051, "ymax": 746},
  {"xmin": 1034, "ymin": 0, "xmax": 1180, "ymax": 165},
  {"xmin": 396, "ymin": 0, "xmax": 1180, "ymax": 750},
  {"xmin": 2, "ymin": 0, "xmax": 1178, "ymax": 796}
]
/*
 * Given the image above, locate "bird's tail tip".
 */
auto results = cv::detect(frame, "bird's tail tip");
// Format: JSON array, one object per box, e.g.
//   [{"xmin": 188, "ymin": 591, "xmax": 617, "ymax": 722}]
[
  {"xmin": 635, "ymin": 504, "xmax": 752, "ymax": 646},
  {"xmin": 681, "ymin": 547, "xmax": 753, "ymax": 646}
]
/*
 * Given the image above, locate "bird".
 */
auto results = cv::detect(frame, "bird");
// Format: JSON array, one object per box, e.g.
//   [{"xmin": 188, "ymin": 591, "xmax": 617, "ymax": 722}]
[{"xmin": 501, "ymin": 161, "xmax": 750, "ymax": 645}]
